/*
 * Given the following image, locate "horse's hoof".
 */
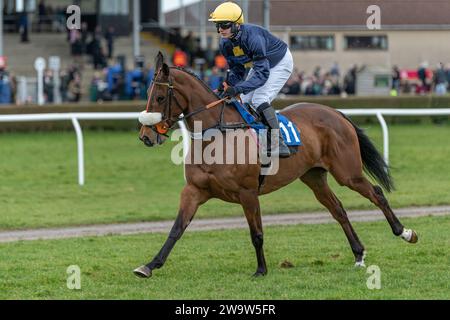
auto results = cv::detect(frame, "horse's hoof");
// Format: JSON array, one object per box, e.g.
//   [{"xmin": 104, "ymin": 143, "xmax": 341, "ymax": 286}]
[
  {"xmin": 252, "ymin": 271, "xmax": 267, "ymax": 277},
  {"xmin": 401, "ymin": 228, "xmax": 418, "ymax": 244},
  {"xmin": 354, "ymin": 251, "xmax": 366, "ymax": 268},
  {"xmin": 354, "ymin": 261, "xmax": 366, "ymax": 268},
  {"xmin": 409, "ymin": 230, "xmax": 418, "ymax": 243},
  {"xmin": 133, "ymin": 265, "xmax": 152, "ymax": 278}
]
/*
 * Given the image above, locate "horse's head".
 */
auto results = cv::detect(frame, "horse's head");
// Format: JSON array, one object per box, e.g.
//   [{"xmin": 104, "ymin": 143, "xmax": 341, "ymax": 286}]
[{"xmin": 139, "ymin": 52, "xmax": 184, "ymax": 147}]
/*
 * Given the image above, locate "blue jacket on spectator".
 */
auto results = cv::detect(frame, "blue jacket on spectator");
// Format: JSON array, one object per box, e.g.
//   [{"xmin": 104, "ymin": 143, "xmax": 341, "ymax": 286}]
[
  {"xmin": 107, "ymin": 64, "xmax": 123, "ymax": 92},
  {"xmin": 208, "ymin": 74, "xmax": 223, "ymax": 91},
  {"xmin": 219, "ymin": 24, "xmax": 287, "ymax": 95},
  {"xmin": 125, "ymin": 69, "xmax": 145, "ymax": 97},
  {"xmin": 0, "ymin": 75, "xmax": 11, "ymax": 104}
]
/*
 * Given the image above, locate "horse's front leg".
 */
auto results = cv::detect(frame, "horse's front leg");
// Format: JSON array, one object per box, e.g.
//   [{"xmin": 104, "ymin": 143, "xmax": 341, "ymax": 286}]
[
  {"xmin": 134, "ymin": 184, "xmax": 209, "ymax": 278},
  {"xmin": 240, "ymin": 189, "xmax": 267, "ymax": 276}
]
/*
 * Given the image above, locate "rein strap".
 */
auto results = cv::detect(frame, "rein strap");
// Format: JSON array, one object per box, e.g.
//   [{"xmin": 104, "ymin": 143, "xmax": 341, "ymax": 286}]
[{"xmin": 206, "ymin": 98, "xmax": 227, "ymax": 109}]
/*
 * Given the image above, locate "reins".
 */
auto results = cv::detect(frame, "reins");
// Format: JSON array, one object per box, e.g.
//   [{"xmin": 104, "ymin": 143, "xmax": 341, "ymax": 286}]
[{"xmin": 145, "ymin": 67, "xmax": 248, "ymax": 135}]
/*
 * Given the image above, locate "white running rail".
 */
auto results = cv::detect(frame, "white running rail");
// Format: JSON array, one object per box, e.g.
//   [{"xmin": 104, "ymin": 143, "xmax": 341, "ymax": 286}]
[{"xmin": 0, "ymin": 109, "xmax": 449, "ymax": 185}]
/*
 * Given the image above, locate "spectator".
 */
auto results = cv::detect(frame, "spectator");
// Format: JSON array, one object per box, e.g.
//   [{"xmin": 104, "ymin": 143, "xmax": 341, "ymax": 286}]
[
  {"xmin": 90, "ymin": 71, "xmax": 111, "ymax": 102},
  {"xmin": 67, "ymin": 73, "xmax": 82, "ymax": 102},
  {"xmin": 59, "ymin": 69, "xmax": 70, "ymax": 102},
  {"xmin": 281, "ymin": 74, "xmax": 300, "ymax": 95},
  {"xmin": 328, "ymin": 75, "xmax": 341, "ymax": 95},
  {"xmin": 37, "ymin": 0, "xmax": 47, "ymax": 32},
  {"xmin": 330, "ymin": 62, "xmax": 340, "ymax": 77},
  {"xmin": 125, "ymin": 65, "xmax": 146, "ymax": 100},
  {"xmin": 204, "ymin": 42, "xmax": 215, "ymax": 68},
  {"xmin": 43, "ymin": 69, "xmax": 54, "ymax": 103},
  {"xmin": 19, "ymin": 12, "xmax": 30, "ymax": 43},
  {"xmin": 205, "ymin": 67, "xmax": 223, "ymax": 91},
  {"xmin": 183, "ymin": 31, "xmax": 196, "ymax": 65},
  {"xmin": 343, "ymin": 65, "xmax": 358, "ymax": 95},
  {"xmin": 59, "ymin": 65, "xmax": 81, "ymax": 102},
  {"xmin": 88, "ymin": 33, "xmax": 106, "ymax": 70},
  {"xmin": 446, "ymin": 63, "xmax": 450, "ymax": 91},
  {"xmin": 392, "ymin": 65, "xmax": 401, "ymax": 95},
  {"xmin": 214, "ymin": 51, "xmax": 227, "ymax": 72},
  {"xmin": 80, "ymin": 22, "xmax": 89, "ymax": 55},
  {"xmin": 70, "ymin": 30, "xmax": 83, "ymax": 66},
  {"xmin": 313, "ymin": 66, "xmax": 322, "ymax": 79},
  {"xmin": 172, "ymin": 47, "xmax": 188, "ymax": 68},
  {"xmin": 54, "ymin": 6, "xmax": 67, "ymax": 32},
  {"xmin": 104, "ymin": 26, "xmax": 115, "ymax": 59},
  {"xmin": 417, "ymin": 61, "xmax": 429, "ymax": 93},
  {"xmin": 106, "ymin": 60, "xmax": 126, "ymax": 100},
  {"xmin": 172, "ymin": 28, "xmax": 183, "ymax": 50},
  {"xmin": 433, "ymin": 63, "xmax": 447, "ymax": 95},
  {"xmin": 0, "ymin": 64, "xmax": 12, "ymax": 104}
]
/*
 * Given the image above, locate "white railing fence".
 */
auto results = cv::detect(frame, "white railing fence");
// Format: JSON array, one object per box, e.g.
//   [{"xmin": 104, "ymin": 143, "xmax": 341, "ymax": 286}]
[{"xmin": 0, "ymin": 109, "xmax": 449, "ymax": 186}]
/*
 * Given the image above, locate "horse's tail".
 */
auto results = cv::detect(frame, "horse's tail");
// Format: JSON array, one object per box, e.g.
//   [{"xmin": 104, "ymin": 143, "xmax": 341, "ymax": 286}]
[{"xmin": 339, "ymin": 112, "xmax": 394, "ymax": 192}]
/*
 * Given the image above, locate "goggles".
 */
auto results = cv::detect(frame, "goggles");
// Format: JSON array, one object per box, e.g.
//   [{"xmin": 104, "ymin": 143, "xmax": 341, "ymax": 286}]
[{"xmin": 215, "ymin": 21, "xmax": 233, "ymax": 30}]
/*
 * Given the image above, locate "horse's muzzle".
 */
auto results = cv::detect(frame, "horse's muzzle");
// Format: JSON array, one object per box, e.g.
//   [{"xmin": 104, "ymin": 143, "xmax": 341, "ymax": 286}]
[{"xmin": 140, "ymin": 135, "xmax": 154, "ymax": 147}]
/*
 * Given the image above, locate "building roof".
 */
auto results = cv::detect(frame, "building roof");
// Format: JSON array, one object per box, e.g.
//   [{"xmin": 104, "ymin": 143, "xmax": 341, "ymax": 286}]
[{"xmin": 165, "ymin": 0, "xmax": 450, "ymax": 30}]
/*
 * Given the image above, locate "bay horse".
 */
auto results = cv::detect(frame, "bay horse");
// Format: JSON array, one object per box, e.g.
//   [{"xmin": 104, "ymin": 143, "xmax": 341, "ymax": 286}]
[{"xmin": 134, "ymin": 52, "xmax": 417, "ymax": 278}]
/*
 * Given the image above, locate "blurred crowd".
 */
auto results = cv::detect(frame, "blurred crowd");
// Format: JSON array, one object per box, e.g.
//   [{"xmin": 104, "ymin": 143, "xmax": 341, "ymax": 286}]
[
  {"xmin": 44, "ymin": 65, "xmax": 82, "ymax": 103},
  {"xmin": 281, "ymin": 62, "xmax": 450, "ymax": 97},
  {"xmin": 3, "ymin": 0, "xmax": 68, "ymax": 41},
  {"xmin": 281, "ymin": 63, "xmax": 344, "ymax": 96},
  {"xmin": 67, "ymin": 24, "xmax": 116, "ymax": 71},
  {"xmin": 391, "ymin": 62, "xmax": 450, "ymax": 96},
  {"xmin": 88, "ymin": 31, "xmax": 228, "ymax": 103},
  {"xmin": 89, "ymin": 56, "xmax": 154, "ymax": 102},
  {"xmin": 38, "ymin": 58, "xmax": 151, "ymax": 104},
  {"xmin": 2, "ymin": 8, "xmax": 450, "ymax": 105},
  {"xmin": 2, "ymin": 60, "xmax": 450, "ymax": 105}
]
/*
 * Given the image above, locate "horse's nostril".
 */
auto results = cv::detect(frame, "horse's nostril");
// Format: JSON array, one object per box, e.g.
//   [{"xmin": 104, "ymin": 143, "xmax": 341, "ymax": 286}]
[{"xmin": 141, "ymin": 135, "xmax": 154, "ymax": 147}]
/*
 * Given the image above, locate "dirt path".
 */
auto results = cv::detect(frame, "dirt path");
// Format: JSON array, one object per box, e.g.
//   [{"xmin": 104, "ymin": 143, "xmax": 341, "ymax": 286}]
[{"xmin": 1, "ymin": 205, "xmax": 449, "ymax": 243}]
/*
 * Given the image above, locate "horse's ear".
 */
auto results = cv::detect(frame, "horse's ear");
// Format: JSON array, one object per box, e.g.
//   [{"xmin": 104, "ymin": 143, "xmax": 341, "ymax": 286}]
[
  {"xmin": 155, "ymin": 51, "xmax": 164, "ymax": 71},
  {"xmin": 162, "ymin": 63, "xmax": 170, "ymax": 77}
]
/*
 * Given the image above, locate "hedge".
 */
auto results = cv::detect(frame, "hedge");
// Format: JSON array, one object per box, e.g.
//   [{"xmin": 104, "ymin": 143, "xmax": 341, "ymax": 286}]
[{"xmin": 0, "ymin": 96, "xmax": 449, "ymax": 132}]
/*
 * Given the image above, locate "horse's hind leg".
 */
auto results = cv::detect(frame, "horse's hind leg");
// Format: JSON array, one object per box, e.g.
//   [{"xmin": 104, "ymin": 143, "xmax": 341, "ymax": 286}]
[
  {"xmin": 239, "ymin": 189, "xmax": 267, "ymax": 276},
  {"xmin": 343, "ymin": 176, "xmax": 418, "ymax": 243},
  {"xmin": 133, "ymin": 184, "xmax": 210, "ymax": 278},
  {"xmin": 300, "ymin": 168, "xmax": 366, "ymax": 266}
]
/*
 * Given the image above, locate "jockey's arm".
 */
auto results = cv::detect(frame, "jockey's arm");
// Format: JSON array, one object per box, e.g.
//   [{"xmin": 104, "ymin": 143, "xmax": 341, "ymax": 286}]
[{"xmin": 234, "ymin": 35, "xmax": 270, "ymax": 95}]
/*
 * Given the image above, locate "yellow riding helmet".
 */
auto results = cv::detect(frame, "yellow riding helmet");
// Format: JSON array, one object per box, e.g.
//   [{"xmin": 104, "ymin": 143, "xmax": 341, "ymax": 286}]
[{"xmin": 208, "ymin": 2, "xmax": 245, "ymax": 24}]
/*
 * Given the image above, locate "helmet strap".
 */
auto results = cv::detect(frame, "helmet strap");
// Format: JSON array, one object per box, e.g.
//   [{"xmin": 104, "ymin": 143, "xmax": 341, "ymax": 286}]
[{"xmin": 230, "ymin": 24, "xmax": 239, "ymax": 38}]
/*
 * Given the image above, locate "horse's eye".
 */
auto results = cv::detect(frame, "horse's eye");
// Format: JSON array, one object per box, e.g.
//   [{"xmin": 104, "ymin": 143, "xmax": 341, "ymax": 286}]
[{"xmin": 157, "ymin": 96, "xmax": 165, "ymax": 103}]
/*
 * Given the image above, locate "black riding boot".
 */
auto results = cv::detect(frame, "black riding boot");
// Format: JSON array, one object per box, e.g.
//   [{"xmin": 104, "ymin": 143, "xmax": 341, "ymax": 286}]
[{"xmin": 258, "ymin": 102, "xmax": 291, "ymax": 158}]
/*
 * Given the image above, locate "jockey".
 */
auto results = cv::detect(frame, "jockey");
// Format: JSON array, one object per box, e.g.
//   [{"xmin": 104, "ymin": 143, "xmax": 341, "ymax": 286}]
[{"xmin": 209, "ymin": 1, "xmax": 293, "ymax": 158}]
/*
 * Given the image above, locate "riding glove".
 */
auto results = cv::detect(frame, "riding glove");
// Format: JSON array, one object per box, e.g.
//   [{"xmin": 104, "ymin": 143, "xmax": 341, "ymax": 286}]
[{"xmin": 224, "ymin": 86, "xmax": 239, "ymax": 98}]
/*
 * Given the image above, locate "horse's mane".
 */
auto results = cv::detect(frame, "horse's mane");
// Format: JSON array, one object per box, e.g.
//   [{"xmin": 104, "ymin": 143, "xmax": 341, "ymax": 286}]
[{"xmin": 170, "ymin": 66, "xmax": 220, "ymax": 98}]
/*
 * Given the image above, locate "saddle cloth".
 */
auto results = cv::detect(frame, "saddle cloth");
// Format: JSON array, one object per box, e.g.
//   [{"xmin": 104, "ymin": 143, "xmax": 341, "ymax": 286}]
[{"xmin": 231, "ymin": 100, "xmax": 302, "ymax": 147}]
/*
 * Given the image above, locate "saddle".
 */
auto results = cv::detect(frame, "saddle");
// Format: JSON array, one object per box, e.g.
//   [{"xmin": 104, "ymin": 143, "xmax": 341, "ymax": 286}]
[{"xmin": 229, "ymin": 99, "xmax": 302, "ymax": 154}]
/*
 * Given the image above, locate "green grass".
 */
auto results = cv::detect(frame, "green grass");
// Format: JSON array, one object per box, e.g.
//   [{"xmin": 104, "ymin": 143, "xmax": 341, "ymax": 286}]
[
  {"xmin": 1, "ymin": 123, "xmax": 450, "ymax": 230},
  {"xmin": 0, "ymin": 215, "xmax": 448, "ymax": 299}
]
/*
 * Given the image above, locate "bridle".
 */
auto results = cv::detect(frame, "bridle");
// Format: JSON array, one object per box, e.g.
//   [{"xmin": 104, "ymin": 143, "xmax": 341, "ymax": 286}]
[
  {"xmin": 145, "ymin": 68, "xmax": 229, "ymax": 135},
  {"xmin": 145, "ymin": 72, "xmax": 184, "ymax": 135}
]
